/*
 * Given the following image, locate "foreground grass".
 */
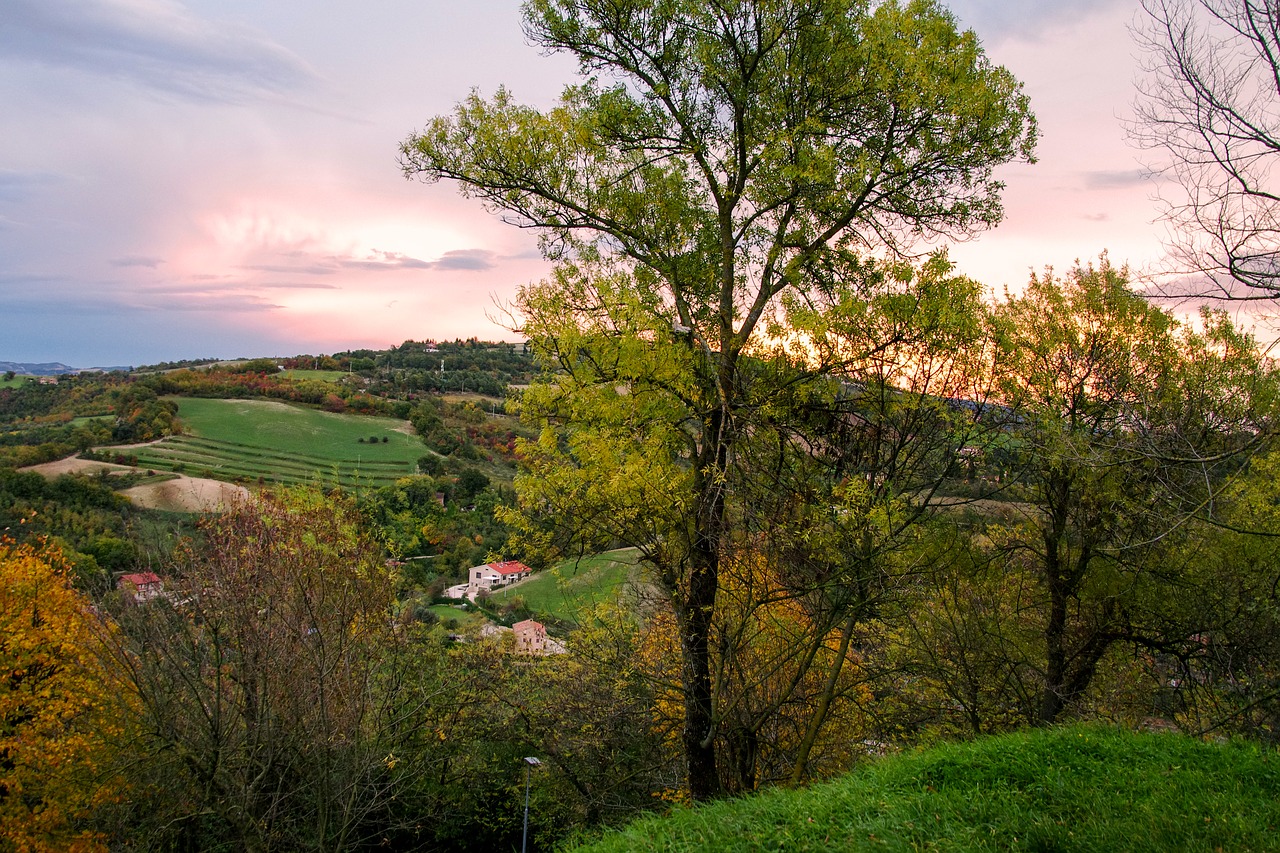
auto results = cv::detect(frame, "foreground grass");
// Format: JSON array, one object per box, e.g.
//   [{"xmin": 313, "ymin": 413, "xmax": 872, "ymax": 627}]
[{"xmin": 570, "ymin": 726, "xmax": 1280, "ymax": 852}]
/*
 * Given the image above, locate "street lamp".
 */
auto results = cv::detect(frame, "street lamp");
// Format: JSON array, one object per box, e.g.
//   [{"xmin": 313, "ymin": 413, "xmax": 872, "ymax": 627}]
[{"xmin": 522, "ymin": 756, "xmax": 541, "ymax": 853}]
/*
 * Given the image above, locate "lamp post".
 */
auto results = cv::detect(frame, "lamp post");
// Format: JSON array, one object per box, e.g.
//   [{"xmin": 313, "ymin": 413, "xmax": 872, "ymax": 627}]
[{"xmin": 522, "ymin": 756, "xmax": 541, "ymax": 853}]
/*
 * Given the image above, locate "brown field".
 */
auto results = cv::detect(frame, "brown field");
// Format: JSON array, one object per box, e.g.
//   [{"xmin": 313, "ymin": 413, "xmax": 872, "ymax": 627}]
[{"xmin": 21, "ymin": 455, "xmax": 248, "ymax": 513}]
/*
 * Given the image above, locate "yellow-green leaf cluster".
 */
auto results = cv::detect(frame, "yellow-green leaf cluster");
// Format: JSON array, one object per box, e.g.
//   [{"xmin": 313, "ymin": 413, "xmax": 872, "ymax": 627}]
[{"xmin": 0, "ymin": 538, "xmax": 126, "ymax": 852}]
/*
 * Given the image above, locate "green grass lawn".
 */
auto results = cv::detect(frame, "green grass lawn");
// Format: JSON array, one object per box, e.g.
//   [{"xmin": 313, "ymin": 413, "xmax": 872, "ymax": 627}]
[
  {"xmin": 489, "ymin": 549, "xmax": 643, "ymax": 624},
  {"xmin": 123, "ymin": 398, "xmax": 424, "ymax": 488},
  {"xmin": 569, "ymin": 726, "xmax": 1280, "ymax": 852},
  {"xmin": 422, "ymin": 604, "xmax": 487, "ymax": 630}
]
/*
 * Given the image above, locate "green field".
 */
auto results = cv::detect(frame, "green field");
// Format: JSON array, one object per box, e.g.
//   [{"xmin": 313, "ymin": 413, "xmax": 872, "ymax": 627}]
[
  {"xmin": 489, "ymin": 549, "xmax": 643, "ymax": 623},
  {"xmin": 124, "ymin": 398, "xmax": 425, "ymax": 488}
]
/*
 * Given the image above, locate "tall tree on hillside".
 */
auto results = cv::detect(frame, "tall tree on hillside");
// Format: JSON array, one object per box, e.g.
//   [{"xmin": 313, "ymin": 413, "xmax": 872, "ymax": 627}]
[
  {"xmin": 988, "ymin": 258, "xmax": 1274, "ymax": 725},
  {"xmin": 402, "ymin": 0, "xmax": 1035, "ymax": 799}
]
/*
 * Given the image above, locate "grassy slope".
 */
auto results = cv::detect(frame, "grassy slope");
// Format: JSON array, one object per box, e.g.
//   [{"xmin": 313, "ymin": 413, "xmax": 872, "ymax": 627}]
[
  {"xmin": 569, "ymin": 726, "xmax": 1280, "ymax": 852},
  {"xmin": 129, "ymin": 398, "xmax": 423, "ymax": 487},
  {"xmin": 488, "ymin": 549, "xmax": 642, "ymax": 624}
]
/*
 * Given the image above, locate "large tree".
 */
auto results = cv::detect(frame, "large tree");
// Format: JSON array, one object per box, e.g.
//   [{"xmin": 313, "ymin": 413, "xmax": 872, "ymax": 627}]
[
  {"xmin": 1132, "ymin": 0, "xmax": 1280, "ymax": 298},
  {"xmin": 988, "ymin": 258, "xmax": 1274, "ymax": 725},
  {"xmin": 402, "ymin": 0, "xmax": 1035, "ymax": 800},
  {"xmin": 105, "ymin": 490, "xmax": 434, "ymax": 851}
]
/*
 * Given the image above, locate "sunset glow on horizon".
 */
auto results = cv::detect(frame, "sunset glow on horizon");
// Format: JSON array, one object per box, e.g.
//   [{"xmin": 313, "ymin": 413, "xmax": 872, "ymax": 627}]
[{"xmin": 2, "ymin": 0, "xmax": 1182, "ymax": 367}]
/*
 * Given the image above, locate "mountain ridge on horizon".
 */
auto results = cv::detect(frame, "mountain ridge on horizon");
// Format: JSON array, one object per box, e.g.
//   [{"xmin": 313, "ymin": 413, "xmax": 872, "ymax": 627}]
[{"xmin": 0, "ymin": 360, "xmax": 133, "ymax": 376}]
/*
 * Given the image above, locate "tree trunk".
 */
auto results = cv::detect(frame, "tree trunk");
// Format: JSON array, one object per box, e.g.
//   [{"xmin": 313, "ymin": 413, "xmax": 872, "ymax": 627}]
[
  {"xmin": 678, "ymin": 405, "xmax": 730, "ymax": 801},
  {"xmin": 678, "ymin": 553, "xmax": 720, "ymax": 801}
]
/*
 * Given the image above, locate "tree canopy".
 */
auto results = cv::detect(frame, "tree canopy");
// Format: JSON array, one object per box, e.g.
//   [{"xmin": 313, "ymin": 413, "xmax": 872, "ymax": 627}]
[{"xmin": 403, "ymin": 0, "xmax": 1036, "ymax": 800}]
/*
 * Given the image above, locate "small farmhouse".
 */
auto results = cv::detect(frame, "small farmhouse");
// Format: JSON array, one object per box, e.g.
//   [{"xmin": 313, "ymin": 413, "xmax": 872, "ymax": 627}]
[
  {"xmin": 119, "ymin": 571, "xmax": 164, "ymax": 603},
  {"xmin": 513, "ymin": 618, "xmax": 547, "ymax": 655},
  {"xmin": 468, "ymin": 560, "xmax": 533, "ymax": 595}
]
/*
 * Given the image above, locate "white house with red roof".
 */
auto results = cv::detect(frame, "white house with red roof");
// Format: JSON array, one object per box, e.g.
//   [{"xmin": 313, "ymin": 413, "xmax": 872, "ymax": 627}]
[
  {"xmin": 119, "ymin": 571, "xmax": 164, "ymax": 603},
  {"xmin": 467, "ymin": 560, "xmax": 533, "ymax": 596}
]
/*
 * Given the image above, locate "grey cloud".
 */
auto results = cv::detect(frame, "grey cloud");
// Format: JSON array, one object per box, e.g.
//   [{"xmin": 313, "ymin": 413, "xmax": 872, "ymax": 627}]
[
  {"xmin": 111, "ymin": 255, "xmax": 164, "ymax": 268},
  {"xmin": 0, "ymin": 0, "xmax": 321, "ymax": 103},
  {"xmin": 0, "ymin": 272, "xmax": 60, "ymax": 287},
  {"xmin": 256, "ymin": 282, "xmax": 340, "ymax": 290},
  {"xmin": 152, "ymin": 294, "xmax": 283, "ymax": 313},
  {"xmin": 948, "ymin": 0, "xmax": 1126, "ymax": 43},
  {"xmin": 430, "ymin": 249, "xmax": 496, "ymax": 271},
  {"xmin": 341, "ymin": 248, "xmax": 496, "ymax": 272},
  {"xmin": 242, "ymin": 263, "xmax": 339, "ymax": 276},
  {"xmin": 337, "ymin": 250, "xmax": 432, "ymax": 271},
  {"xmin": 138, "ymin": 278, "xmax": 332, "ymax": 296},
  {"xmin": 248, "ymin": 248, "xmax": 497, "ymax": 274},
  {"xmin": 1082, "ymin": 169, "xmax": 1149, "ymax": 190}
]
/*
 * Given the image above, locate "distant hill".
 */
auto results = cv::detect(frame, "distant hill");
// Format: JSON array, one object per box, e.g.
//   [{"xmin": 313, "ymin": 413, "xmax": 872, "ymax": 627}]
[{"xmin": 0, "ymin": 361, "xmax": 131, "ymax": 376}]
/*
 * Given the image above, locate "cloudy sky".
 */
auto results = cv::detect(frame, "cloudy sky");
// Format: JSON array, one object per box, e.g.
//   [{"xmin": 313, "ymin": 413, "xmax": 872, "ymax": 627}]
[{"xmin": 2, "ymin": 0, "xmax": 1166, "ymax": 366}]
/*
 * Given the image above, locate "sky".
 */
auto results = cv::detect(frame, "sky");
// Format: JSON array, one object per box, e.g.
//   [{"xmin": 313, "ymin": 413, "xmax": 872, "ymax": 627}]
[{"xmin": 1, "ymin": 0, "xmax": 1171, "ymax": 367}]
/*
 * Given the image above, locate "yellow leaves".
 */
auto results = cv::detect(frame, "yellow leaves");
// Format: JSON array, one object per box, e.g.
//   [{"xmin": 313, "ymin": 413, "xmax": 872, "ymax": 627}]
[{"xmin": 0, "ymin": 537, "xmax": 123, "ymax": 852}]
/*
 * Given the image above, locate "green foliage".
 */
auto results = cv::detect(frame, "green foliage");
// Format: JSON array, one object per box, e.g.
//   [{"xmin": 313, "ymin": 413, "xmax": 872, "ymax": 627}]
[
  {"xmin": 359, "ymin": 474, "xmax": 516, "ymax": 574},
  {"xmin": 1163, "ymin": 448, "xmax": 1280, "ymax": 742},
  {"xmin": 983, "ymin": 257, "xmax": 1276, "ymax": 725},
  {"xmin": 405, "ymin": 0, "xmax": 1037, "ymax": 801},
  {"xmin": 488, "ymin": 549, "xmax": 641, "ymax": 624},
  {"xmin": 110, "ymin": 384, "xmax": 178, "ymax": 442},
  {"xmin": 0, "ymin": 468, "xmax": 143, "ymax": 593},
  {"xmin": 104, "ymin": 489, "xmax": 432, "ymax": 851},
  {"xmin": 568, "ymin": 726, "xmax": 1280, "ymax": 852}
]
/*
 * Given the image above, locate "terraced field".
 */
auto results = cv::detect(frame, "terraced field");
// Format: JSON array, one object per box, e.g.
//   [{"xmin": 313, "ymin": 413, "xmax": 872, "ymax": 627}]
[{"xmin": 127, "ymin": 398, "xmax": 424, "ymax": 488}]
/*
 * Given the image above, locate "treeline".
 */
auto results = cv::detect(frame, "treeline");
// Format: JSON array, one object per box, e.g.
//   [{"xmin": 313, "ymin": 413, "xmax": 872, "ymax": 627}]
[
  {"xmin": 0, "ymin": 377, "xmax": 178, "ymax": 465},
  {"xmin": 1, "ymin": 340, "xmax": 532, "ymax": 471},
  {"xmin": 340, "ymin": 339, "xmax": 534, "ymax": 398},
  {"xmin": 0, "ymin": 467, "xmax": 156, "ymax": 594},
  {"xmin": 137, "ymin": 366, "xmax": 400, "ymax": 416}
]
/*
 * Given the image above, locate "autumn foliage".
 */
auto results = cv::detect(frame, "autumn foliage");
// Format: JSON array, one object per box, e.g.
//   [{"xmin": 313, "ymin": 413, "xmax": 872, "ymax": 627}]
[{"xmin": 0, "ymin": 537, "xmax": 126, "ymax": 852}]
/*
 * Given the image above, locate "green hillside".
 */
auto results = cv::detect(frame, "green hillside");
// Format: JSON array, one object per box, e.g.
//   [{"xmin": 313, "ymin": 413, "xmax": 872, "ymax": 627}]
[
  {"xmin": 569, "ymin": 726, "xmax": 1280, "ymax": 852},
  {"xmin": 128, "ymin": 397, "xmax": 424, "ymax": 488},
  {"xmin": 488, "ymin": 549, "xmax": 643, "ymax": 624}
]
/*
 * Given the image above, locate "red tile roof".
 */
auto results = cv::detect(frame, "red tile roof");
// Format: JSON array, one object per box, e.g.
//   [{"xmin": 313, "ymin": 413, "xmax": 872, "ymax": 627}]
[
  {"xmin": 488, "ymin": 561, "xmax": 531, "ymax": 576},
  {"xmin": 120, "ymin": 571, "xmax": 162, "ymax": 587}
]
